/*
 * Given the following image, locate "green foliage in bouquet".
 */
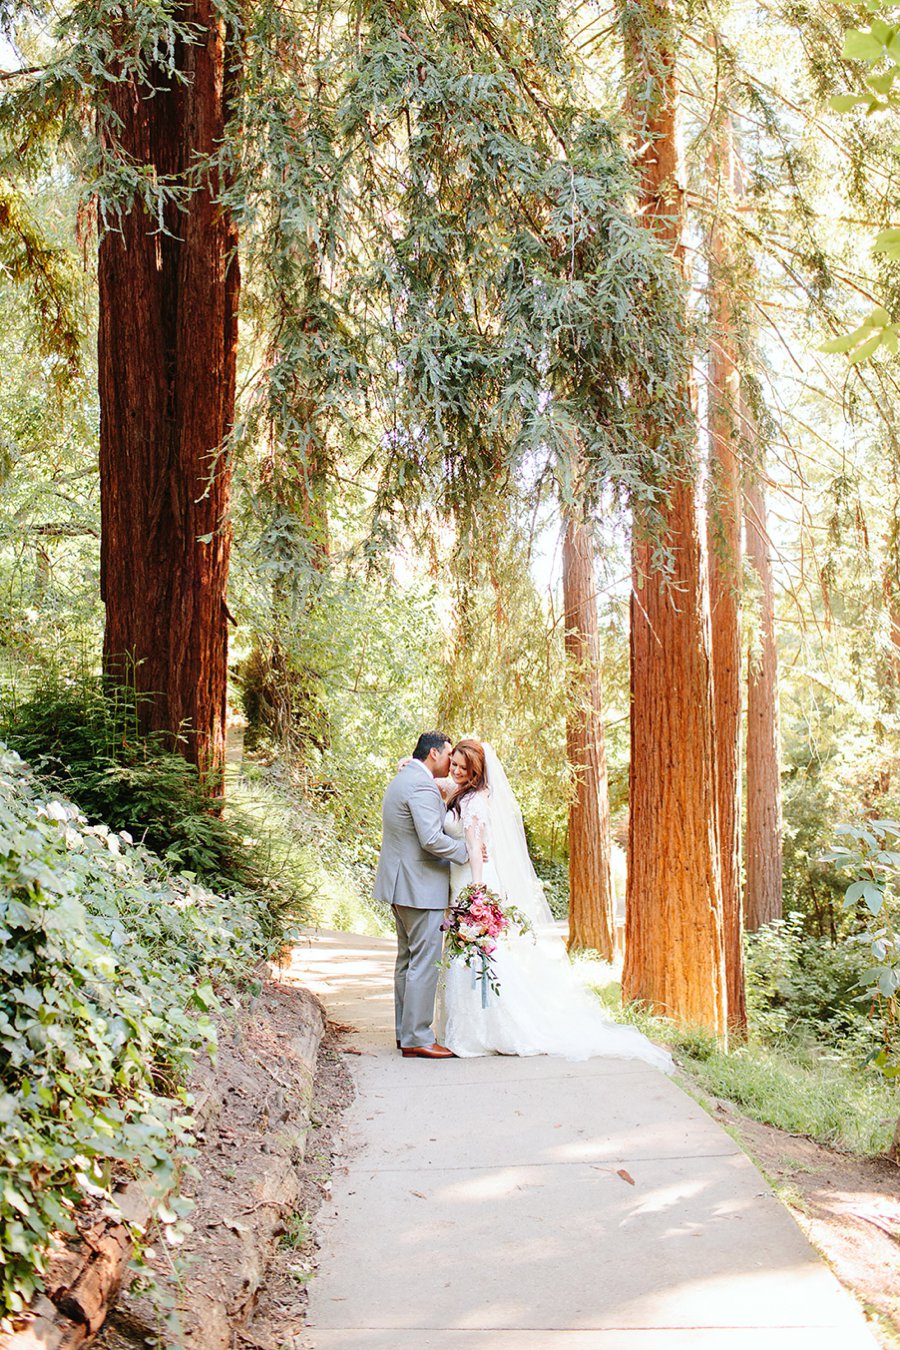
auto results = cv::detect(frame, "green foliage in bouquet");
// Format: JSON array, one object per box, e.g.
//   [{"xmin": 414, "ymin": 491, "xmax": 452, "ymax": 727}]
[{"xmin": 0, "ymin": 745, "xmax": 271, "ymax": 1323}]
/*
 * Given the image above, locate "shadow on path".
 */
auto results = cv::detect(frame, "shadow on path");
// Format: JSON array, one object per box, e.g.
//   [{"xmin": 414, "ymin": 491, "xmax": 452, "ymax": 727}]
[{"xmin": 292, "ymin": 929, "xmax": 878, "ymax": 1350}]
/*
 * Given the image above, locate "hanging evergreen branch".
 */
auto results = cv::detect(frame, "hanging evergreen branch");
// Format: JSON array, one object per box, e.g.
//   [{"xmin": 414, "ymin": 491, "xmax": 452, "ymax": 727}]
[
  {"xmin": 335, "ymin": 0, "xmax": 689, "ymax": 537},
  {"xmin": 0, "ymin": 176, "xmax": 82, "ymax": 381}
]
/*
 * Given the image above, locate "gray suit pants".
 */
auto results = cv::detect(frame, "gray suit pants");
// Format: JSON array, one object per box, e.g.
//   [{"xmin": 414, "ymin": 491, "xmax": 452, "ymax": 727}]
[{"xmin": 392, "ymin": 904, "xmax": 445, "ymax": 1048}]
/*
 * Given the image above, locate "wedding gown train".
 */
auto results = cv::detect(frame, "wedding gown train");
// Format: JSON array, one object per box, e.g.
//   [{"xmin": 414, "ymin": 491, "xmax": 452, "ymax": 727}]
[{"xmin": 434, "ymin": 749, "xmax": 673, "ymax": 1071}]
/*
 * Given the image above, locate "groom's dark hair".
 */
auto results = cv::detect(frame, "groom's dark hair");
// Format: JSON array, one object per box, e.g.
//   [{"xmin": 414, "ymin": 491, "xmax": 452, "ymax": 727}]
[{"xmin": 412, "ymin": 730, "xmax": 451, "ymax": 761}]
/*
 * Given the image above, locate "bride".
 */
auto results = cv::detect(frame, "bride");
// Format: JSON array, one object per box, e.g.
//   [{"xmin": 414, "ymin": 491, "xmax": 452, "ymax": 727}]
[{"xmin": 435, "ymin": 737, "xmax": 672, "ymax": 1069}]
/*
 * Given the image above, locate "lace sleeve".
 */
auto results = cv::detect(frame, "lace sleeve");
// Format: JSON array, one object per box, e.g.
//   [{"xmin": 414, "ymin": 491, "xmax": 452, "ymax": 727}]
[{"xmin": 460, "ymin": 790, "xmax": 490, "ymax": 835}]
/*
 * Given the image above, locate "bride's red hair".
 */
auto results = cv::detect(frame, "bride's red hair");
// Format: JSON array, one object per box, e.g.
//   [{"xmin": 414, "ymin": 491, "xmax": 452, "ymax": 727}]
[{"xmin": 449, "ymin": 738, "xmax": 486, "ymax": 813}]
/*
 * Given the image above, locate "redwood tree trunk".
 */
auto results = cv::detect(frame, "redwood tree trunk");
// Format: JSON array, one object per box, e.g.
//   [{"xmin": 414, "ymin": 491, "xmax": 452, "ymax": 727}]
[
  {"xmin": 562, "ymin": 508, "xmax": 616, "ymax": 958},
  {"xmin": 706, "ymin": 115, "xmax": 747, "ymax": 1034},
  {"xmin": 744, "ymin": 467, "xmax": 783, "ymax": 930},
  {"xmin": 98, "ymin": 4, "xmax": 239, "ymax": 786},
  {"xmin": 621, "ymin": 0, "xmax": 727, "ymax": 1037}
]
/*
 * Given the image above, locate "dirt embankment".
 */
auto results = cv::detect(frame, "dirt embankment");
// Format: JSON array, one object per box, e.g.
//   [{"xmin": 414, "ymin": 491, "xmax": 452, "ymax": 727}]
[
  {"xmin": 2, "ymin": 969, "xmax": 352, "ymax": 1350},
  {"xmin": 708, "ymin": 1098, "xmax": 900, "ymax": 1348}
]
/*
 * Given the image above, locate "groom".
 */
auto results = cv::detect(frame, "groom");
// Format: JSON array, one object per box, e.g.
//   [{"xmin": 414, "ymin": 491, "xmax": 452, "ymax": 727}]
[{"xmin": 374, "ymin": 730, "xmax": 469, "ymax": 1058}]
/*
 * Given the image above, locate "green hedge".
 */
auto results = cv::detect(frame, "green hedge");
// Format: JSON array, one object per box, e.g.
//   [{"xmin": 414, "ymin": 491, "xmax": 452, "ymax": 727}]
[{"xmin": 0, "ymin": 746, "xmax": 270, "ymax": 1323}]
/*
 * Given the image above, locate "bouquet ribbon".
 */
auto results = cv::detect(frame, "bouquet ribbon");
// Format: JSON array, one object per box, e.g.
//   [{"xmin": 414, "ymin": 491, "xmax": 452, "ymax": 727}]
[{"xmin": 472, "ymin": 958, "xmax": 490, "ymax": 1008}]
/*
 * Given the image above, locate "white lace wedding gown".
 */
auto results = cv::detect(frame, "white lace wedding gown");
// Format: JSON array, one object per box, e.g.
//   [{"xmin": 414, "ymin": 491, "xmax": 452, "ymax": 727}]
[{"xmin": 435, "ymin": 767, "xmax": 672, "ymax": 1070}]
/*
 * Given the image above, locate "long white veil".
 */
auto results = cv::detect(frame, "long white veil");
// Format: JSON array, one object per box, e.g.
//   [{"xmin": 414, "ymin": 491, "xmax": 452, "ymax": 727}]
[{"xmin": 481, "ymin": 742, "xmax": 556, "ymax": 930}]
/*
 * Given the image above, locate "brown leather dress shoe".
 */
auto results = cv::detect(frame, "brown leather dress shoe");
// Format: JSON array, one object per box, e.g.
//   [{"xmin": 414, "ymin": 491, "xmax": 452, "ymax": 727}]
[{"xmin": 401, "ymin": 1043, "xmax": 456, "ymax": 1059}]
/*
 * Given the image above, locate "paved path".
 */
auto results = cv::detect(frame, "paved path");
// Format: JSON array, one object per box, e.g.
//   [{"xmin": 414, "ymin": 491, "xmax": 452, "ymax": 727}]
[{"xmin": 292, "ymin": 929, "xmax": 878, "ymax": 1350}]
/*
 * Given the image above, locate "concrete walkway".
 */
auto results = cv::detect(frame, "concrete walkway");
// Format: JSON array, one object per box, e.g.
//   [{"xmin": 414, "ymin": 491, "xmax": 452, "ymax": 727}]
[{"xmin": 291, "ymin": 929, "xmax": 879, "ymax": 1350}]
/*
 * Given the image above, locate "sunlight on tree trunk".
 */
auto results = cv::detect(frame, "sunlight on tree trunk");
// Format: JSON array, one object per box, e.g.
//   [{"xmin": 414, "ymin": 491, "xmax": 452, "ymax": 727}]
[
  {"xmin": 706, "ymin": 111, "xmax": 747, "ymax": 1035},
  {"xmin": 744, "ymin": 460, "xmax": 783, "ymax": 930},
  {"xmin": 621, "ymin": 0, "xmax": 727, "ymax": 1039},
  {"xmin": 562, "ymin": 507, "xmax": 616, "ymax": 958},
  {"xmin": 884, "ymin": 503, "xmax": 900, "ymax": 696},
  {"xmin": 98, "ymin": 2, "xmax": 239, "ymax": 789}
]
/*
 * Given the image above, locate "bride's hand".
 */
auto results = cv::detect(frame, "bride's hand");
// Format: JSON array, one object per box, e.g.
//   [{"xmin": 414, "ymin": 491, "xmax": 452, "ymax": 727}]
[{"xmin": 397, "ymin": 755, "xmax": 413, "ymax": 771}]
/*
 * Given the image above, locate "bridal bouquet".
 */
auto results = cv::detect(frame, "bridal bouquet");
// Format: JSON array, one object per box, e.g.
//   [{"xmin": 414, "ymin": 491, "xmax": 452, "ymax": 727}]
[{"xmin": 440, "ymin": 883, "xmax": 531, "ymax": 1006}]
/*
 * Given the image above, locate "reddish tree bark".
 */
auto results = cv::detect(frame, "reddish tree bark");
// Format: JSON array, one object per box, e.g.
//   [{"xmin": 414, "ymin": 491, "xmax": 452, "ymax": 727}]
[
  {"xmin": 563, "ymin": 508, "xmax": 616, "ymax": 958},
  {"xmin": 706, "ymin": 115, "xmax": 747, "ymax": 1034},
  {"xmin": 98, "ymin": 4, "xmax": 239, "ymax": 786},
  {"xmin": 744, "ymin": 465, "xmax": 783, "ymax": 930},
  {"xmin": 621, "ymin": 0, "xmax": 727, "ymax": 1038}
]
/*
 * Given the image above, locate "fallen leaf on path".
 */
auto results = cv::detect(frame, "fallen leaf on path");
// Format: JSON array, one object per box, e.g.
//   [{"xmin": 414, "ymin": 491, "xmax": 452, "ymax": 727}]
[
  {"xmin": 410, "ymin": 1190, "xmax": 428, "ymax": 1199},
  {"xmin": 617, "ymin": 1169, "xmax": 635, "ymax": 1186}
]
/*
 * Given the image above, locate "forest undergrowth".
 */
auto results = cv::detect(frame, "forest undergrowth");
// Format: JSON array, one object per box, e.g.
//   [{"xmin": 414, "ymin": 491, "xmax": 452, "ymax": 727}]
[{"xmin": 0, "ymin": 744, "xmax": 280, "ymax": 1324}]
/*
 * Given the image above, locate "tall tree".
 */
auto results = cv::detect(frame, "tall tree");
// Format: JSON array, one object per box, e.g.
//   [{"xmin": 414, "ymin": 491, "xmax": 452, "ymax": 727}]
[
  {"xmin": 621, "ymin": 0, "xmax": 727, "ymax": 1038},
  {"xmin": 744, "ymin": 438, "xmax": 783, "ymax": 930},
  {"xmin": 98, "ymin": 3, "xmax": 239, "ymax": 784},
  {"xmin": 562, "ymin": 502, "xmax": 616, "ymax": 957},
  {"xmin": 706, "ymin": 110, "xmax": 747, "ymax": 1033},
  {"xmin": 884, "ymin": 500, "xmax": 900, "ymax": 692}
]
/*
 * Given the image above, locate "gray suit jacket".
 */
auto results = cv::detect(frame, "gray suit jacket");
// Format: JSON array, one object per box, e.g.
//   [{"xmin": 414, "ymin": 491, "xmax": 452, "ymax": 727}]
[{"xmin": 374, "ymin": 762, "xmax": 468, "ymax": 909}]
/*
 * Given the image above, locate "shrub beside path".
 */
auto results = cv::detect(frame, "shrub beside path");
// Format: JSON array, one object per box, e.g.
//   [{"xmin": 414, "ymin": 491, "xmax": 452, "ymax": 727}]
[{"xmin": 291, "ymin": 929, "xmax": 879, "ymax": 1350}]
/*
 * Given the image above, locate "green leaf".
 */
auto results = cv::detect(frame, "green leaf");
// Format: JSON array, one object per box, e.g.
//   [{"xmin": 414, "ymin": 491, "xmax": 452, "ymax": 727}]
[
  {"xmin": 843, "ymin": 28, "xmax": 888, "ymax": 60},
  {"xmin": 866, "ymin": 69, "xmax": 898, "ymax": 94},
  {"xmin": 844, "ymin": 879, "xmax": 885, "ymax": 913},
  {"xmin": 865, "ymin": 883, "xmax": 886, "ymax": 915},
  {"xmin": 874, "ymin": 227, "xmax": 900, "ymax": 257},
  {"xmin": 878, "ymin": 968, "xmax": 900, "ymax": 996},
  {"xmin": 3, "ymin": 1186, "xmax": 30, "ymax": 1217},
  {"xmin": 191, "ymin": 982, "xmax": 216, "ymax": 1012},
  {"xmin": 848, "ymin": 333, "xmax": 883, "ymax": 364},
  {"xmin": 820, "ymin": 331, "xmax": 863, "ymax": 353}
]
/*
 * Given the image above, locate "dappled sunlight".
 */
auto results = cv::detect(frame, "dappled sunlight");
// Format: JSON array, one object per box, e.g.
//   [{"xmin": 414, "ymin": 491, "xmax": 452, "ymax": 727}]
[
  {"xmin": 436, "ymin": 1164, "xmax": 553, "ymax": 1204},
  {"xmin": 619, "ymin": 1176, "xmax": 708, "ymax": 1221},
  {"xmin": 300, "ymin": 931, "xmax": 877, "ymax": 1344},
  {"xmin": 609, "ymin": 1260, "xmax": 857, "ymax": 1332},
  {"xmin": 313, "ymin": 1141, "xmax": 867, "ymax": 1335}
]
